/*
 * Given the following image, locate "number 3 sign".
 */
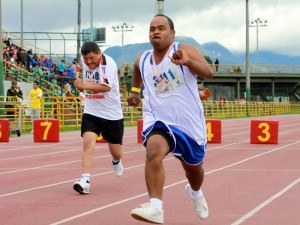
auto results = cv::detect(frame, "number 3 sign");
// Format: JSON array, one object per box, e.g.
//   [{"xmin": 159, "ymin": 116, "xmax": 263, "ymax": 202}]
[{"xmin": 250, "ymin": 120, "xmax": 279, "ymax": 144}]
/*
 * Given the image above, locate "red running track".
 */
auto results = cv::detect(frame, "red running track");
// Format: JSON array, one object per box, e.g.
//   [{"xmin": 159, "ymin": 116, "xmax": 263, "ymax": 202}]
[{"xmin": 0, "ymin": 114, "xmax": 299, "ymax": 225}]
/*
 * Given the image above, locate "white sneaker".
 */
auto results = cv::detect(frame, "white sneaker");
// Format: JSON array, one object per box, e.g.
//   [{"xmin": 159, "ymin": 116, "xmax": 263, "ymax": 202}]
[
  {"xmin": 73, "ymin": 179, "xmax": 90, "ymax": 194},
  {"xmin": 185, "ymin": 184, "xmax": 209, "ymax": 219},
  {"xmin": 131, "ymin": 203, "xmax": 164, "ymax": 224},
  {"xmin": 113, "ymin": 160, "xmax": 123, "ymax": 177}
]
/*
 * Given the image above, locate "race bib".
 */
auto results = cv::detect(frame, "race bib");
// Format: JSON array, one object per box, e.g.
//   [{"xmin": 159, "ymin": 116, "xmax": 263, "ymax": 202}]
[{"xmin": 156, "ymin": 78, "xmax": 170, "ymax": 93}]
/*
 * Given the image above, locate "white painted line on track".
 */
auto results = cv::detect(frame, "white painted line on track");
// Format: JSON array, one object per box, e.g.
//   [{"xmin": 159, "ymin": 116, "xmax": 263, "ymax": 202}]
[
  {"xmin": 0, "ymin": 140, "xmax": 248, "ymax": 175},
  {"xmin": 49, "ymin": 140, "xmax": 300, "ymax": 225},
  {"xmin": 231, "ymin": 178, "xmax": 300, "ymax": 225},
  {"xmin": 1, "ymin": 139, "xmax": 298, "ymax": 196},
  {"xmin": 0, "ymin": 148, "xmax": 81, "ymax": 161},
  {"xmin": 0, "ymin": 149, "xmax": 142, "ymax": 175},
  {"xmin": 0, "ymin": 162, "xmax": 147, "ymax": 198}
]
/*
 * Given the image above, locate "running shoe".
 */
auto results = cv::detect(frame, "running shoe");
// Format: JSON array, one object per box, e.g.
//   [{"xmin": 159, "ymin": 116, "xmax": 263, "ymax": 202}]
[
  {"xmin": 73, "ymin": 179, "xmax": 90, "ymax": 194},
  {"xmin": 185, "ymin": 184, "xmax": 209, "ymax": 219},
  {"xmin": 131, "ymin": 203, "xmax": 164, "ymax": 224},
  {"xmin": 113, "ymin": 160, "xmax": 123, "ymax": 177}
]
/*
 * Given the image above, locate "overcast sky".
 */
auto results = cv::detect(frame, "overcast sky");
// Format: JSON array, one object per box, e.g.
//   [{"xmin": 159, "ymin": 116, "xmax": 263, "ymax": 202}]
[{"xmin": 2, "ymin": 0, "xmax": 300, "ymax": 57}]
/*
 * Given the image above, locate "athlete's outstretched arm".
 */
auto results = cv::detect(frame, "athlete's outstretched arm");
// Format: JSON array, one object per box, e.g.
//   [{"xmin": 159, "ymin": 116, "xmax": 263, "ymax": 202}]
[
  {"xmin": 127, "ymin": 52, "xmax": 144, "ymax": 107},
  {"xmin": 171, "ymin": 43, "xmax": 214, "ymax": 79}
]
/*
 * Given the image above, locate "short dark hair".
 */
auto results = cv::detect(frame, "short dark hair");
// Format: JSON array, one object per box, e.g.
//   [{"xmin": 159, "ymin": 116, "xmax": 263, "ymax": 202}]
[
  {"xmin": 81, "ymin": 42, "xmax": 101, "ymax": 56},
  {"xmin": 33, "ymin": 81, "xmax": 39, "ymax": 85},
  {"xmin": 154, "ymin": 14, "xmax": 175, "ymax": 30}
]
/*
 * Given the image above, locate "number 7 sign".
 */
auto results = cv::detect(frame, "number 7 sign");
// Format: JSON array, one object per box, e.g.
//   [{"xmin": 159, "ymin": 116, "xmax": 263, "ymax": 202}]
[{"xmin": 34, "ymin": 119, "xmax": 60, "ymax": 142}]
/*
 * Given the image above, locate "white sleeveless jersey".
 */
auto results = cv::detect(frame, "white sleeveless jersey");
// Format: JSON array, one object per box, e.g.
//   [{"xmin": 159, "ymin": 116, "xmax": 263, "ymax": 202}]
[
  {"xmin": 82, "ymin": 54, "xmax": 123, "ymax": 120},
  {"xmin": 140, "ymin": 42, "xmax": 207, "ymax": 145}
]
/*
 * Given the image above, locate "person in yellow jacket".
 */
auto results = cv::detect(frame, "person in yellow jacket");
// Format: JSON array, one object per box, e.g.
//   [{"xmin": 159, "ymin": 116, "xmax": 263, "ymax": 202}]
[{"xmin": 29, "ymin": 81, "xmax": 43, "ymax": 133}]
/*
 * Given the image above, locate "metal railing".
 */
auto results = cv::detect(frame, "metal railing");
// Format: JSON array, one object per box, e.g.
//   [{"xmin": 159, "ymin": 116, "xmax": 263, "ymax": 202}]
[
  {"xmin": 213, "ymin": 64, "xmax": 300, "ymax": 74},
  {"xmin": 1, "ymin": 96, "xmax": 298, "ymax": 134}
]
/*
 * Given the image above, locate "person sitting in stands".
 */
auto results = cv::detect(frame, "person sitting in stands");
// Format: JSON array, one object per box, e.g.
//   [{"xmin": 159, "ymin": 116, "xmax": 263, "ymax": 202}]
[
  {"xmin": 58, "ymin": 59, "xmax": 66, "ymax": 75},
  {"xmin": 33, "ymin": 64, "xmax": 43, "ymax": 75}
]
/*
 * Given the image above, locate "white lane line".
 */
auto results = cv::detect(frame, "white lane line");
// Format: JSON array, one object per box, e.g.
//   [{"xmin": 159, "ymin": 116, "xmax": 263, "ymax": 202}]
[
  {"xmin": 0, "ymin": 148, "xmax": 82, "ymax": 161},
  {"xmin": 0, "ymin": 132, "xmax": 138, "ymax": 152},
  {"xmin": 231, "ymin": 178, "xmax": 300, "ymax": 225},
  {"xmin": 0, "ymin": 162, "xmax": 147, "ymax": 198},
  {"xmin": 0, "ymin": 140, "xmax": 138, "ymax": 161},
  {"xmin": 1, "ymin": 139, "xmax": 298, "ymax": 196},
  {"xmin": 49, "ymin": 140, "xmax": 300, "ymax": 225},
  {"xmin": 0, "ymin": 140, "xmax": 248, "ymax": 175},
  {"xmin": 49, "ymin": 178, "xmax": 187, "ymax": 225},
  {"xmin": 0, "ymin": 149, "xmax": 142, "ymax": 175},
  {"xmin": 205, "ymin": 140, "xmax": 300, "ymax": 174}
]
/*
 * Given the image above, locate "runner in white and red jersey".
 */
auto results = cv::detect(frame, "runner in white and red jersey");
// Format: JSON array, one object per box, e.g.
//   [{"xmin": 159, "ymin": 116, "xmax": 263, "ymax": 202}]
[{"xmin": 73, "ymin": 41, "xmax": 124, "ymax": 195}]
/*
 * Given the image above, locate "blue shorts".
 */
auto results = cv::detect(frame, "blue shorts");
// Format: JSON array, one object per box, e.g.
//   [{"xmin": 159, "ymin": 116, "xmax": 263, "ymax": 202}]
[{"xmin": 142, "ymin": 121, "xmax": 206, "ymax": 165}]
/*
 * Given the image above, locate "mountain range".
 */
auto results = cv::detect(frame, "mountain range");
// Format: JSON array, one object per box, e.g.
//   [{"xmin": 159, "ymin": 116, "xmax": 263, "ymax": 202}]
[{"xmin": 103, "ymin": 36, "xmax": 300, "ymax": 67}]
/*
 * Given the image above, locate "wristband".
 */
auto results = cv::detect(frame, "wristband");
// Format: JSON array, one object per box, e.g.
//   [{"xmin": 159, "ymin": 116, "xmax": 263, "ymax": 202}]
[{"xmin": 131, "ymin": 87, "xmax": 141, "ymax": 93}]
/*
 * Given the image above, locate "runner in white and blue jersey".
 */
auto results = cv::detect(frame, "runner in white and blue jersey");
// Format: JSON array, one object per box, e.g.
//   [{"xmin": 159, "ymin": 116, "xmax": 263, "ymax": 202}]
[{"xmin": 128, "ymin": 14, "xmax": 214, "ymax": 224}]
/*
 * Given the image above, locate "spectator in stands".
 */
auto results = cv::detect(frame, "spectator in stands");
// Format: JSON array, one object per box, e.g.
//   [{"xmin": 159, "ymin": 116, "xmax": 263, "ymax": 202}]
[
  {"xmin": 6, "ymin": 80, "xmax": 23, "ymax": 110},
  {"xmin": 7, "ymin": 62, "xmax": 17, "ymax": 79},
  {"xmin": 16, "ymin": 47, "xmax": 22, "ymax": 64},
  {"xmin": 66, "ymin": 66, "xmax": 75, "ymax": 83},
  {"xmin": 214, "ymin": 58, "xmax": 219, "ymax": 72},
  {"xmin": 27, "ymin": 49, "xmax": 33, "ymax": 55},
  {"xmin": 5, "ymin": 80, "xmax": 23, "ymax": 137},
  {"xmin": 74, "ymin": 59, "xmax": 81, "ymax": 76},
  {"xmin": 219, "ymin": 96, "xmax": 225, "ymax": 105},
  {"xmin": 33, "ymin": 64, "xmax": 43, "ymax": 76},
  {"xmin": 73, "ymin": 41, "xmax": 124, "ymax": 195},
  {"xmin": 45, "ymin": 58, "xmax": 53, "ymax": 70},
  {"xmin": 2, "ymin": 38, "xmax": 6, "ymax": 50},
  {"xmin": 28, "ymin": 52, "xmax": 38, "ymax": 68},
  {"xmin": 20, "ymin": 49, "xmax": 29, "ymax": 70},
  {"xmin": 58, "ymin": 59, "xmax": 66, "ymax": 75},
  {"xmin": 3, "ymin": 50, "xmax": 10, "ymax": 61},
  {"xmin": 71, "ymin": 59, "xmax": 78, "ymax": 75},
  {"xmin": 57, "ymin": 59, "xmax": 66, "ymax": 85},
  {"xmin": 5, "ymin": 38, "xmax": 13, "ymax": 49},
  {"xmin": 29, "ymin": 81, "xmax": 43, "ymax": 133}
]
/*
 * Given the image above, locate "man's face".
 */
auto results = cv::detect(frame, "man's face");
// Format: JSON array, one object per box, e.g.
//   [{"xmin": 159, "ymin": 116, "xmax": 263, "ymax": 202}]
[
  {"xmin": 82, "ymin": 52, "xmax": 101, "ymax": 70},
  {"xmin": 149, "ymin": 16, "xmax": 175, "ymax": 49},
  {"xmin": 33, "ymin": 83, "xmax": 38, "ymax": 90}
]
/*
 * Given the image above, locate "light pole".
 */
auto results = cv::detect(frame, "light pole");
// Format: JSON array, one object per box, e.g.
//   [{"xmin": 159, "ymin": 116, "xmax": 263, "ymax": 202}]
[
  {"xmin": 76, "ymin": 0, "xmax": 81, "ymax": 61},
  {"xmin": 156, "ymin": 0, "xmax": 164, "ymax": 14},
  {"xmin": 90, "ymin": 0, "xmax": 93, "ymax": 41},
  {"xmin": 249, "ymin": 18, "xmax": 268, "ymax": 64},
  {"xmin": 0, "ymin": 0, "xmax": 4, "ymax": 97},
  {"xmin": 21, "ymin": 0, "xmax": 23, "ymax": 48},
  {"xmin": 112, "ymin": 23, "xmax": 134, "ymax": 66},
  {"xmin": 245, "ymin": 0, "xmax": 250, "ymax": 103}
]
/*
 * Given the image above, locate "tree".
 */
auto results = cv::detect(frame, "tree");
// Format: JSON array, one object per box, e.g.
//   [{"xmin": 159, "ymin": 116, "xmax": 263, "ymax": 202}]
[{"xmin": 204, "ymin": 55, "xmax": 213, "ymax": 64}]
